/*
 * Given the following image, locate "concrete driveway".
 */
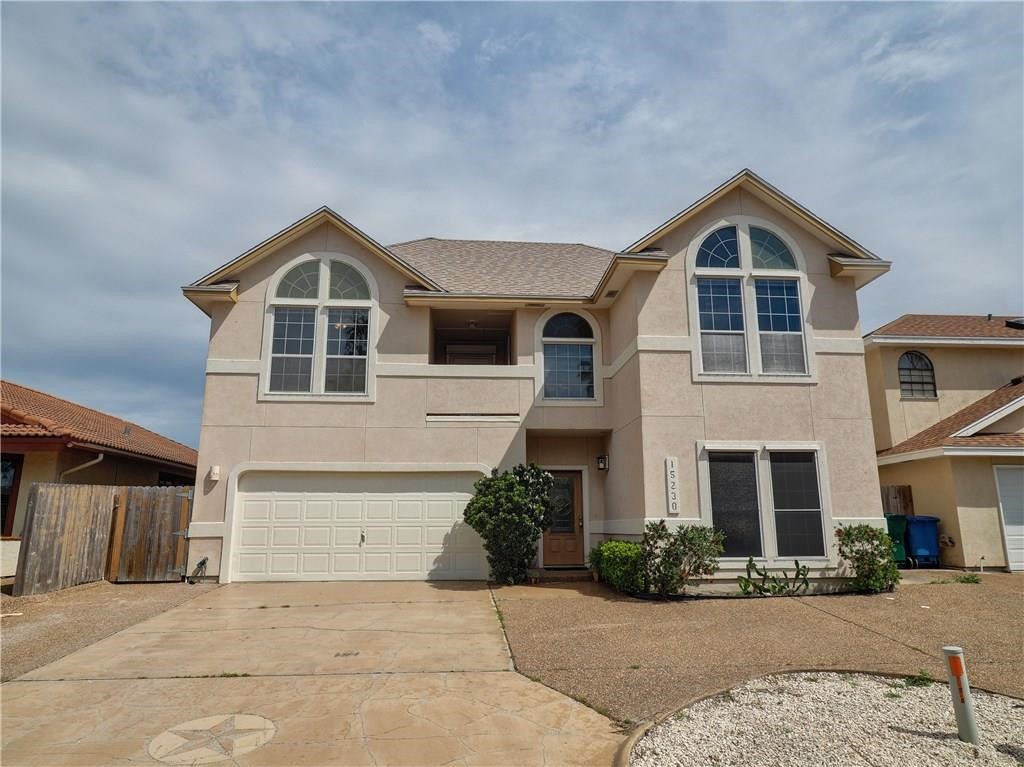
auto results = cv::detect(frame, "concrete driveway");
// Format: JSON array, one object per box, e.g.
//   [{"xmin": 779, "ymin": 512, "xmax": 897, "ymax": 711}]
[{"xmin": 1, "ymin": 582, "xmax": 623, "ymax": 766}]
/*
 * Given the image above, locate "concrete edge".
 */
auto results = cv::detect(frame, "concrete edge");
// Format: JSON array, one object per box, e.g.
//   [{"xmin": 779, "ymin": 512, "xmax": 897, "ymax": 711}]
[{"xmin": 611, "ymin": 667, "xmax": 1023, "ymax": 767}]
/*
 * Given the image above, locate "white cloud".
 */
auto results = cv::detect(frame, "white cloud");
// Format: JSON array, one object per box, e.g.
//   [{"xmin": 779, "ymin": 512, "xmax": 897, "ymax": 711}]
[{"xmin": 1, "ymin": 3, "xmax": 1020, "ymax": 446}]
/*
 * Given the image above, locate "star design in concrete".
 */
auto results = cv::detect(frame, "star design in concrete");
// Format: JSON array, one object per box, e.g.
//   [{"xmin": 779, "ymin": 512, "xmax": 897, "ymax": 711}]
[{"xmin": 148, "ymin": 714, "xmax": 276, "ymax": 765}]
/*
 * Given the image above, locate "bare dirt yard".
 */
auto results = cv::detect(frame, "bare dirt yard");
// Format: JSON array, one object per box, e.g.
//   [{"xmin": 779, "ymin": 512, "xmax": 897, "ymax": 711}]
[
  {"xmin": 493, "ymin": 572, "xmax": 1024, "ymax": 724},
  {"xmin": 1, "ymin": 580, "xmax": 218, "ymax": 681}
]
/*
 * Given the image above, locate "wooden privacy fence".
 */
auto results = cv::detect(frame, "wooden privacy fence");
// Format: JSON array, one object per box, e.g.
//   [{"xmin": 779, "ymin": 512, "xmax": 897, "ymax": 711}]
[
  {"xmin": 13, "ymin": 484, "xmax": 193, "ymax": 596},
  {"xmin": 881, "ymin": 484, "xmax": 914, "ymax": 517}
]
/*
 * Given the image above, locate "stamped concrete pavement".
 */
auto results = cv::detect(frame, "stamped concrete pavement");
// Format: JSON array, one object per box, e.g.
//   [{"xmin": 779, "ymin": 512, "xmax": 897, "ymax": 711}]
[{"xmin": 1, "ymin": 582, "xmax": 624, "ymax": 766}]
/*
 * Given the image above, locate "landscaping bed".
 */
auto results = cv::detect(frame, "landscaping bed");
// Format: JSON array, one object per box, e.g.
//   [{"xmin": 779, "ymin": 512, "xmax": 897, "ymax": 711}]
[{"xmin": 631, "ymin": 672, "xmax": 1024, "ymax": 767}]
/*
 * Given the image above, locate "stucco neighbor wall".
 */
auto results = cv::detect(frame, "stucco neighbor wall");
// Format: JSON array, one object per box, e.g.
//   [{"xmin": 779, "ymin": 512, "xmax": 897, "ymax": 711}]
[
  {"xmin": 11, "ymin": 452, "xmax": 59, "ymax": 536},
  {"xmin": 867, "ymin": 345, "xmax": 1024, "ymax": 451},
  {"xmin": 879, "ymin": 455, "xmax": 1024, "ymax": 569}
]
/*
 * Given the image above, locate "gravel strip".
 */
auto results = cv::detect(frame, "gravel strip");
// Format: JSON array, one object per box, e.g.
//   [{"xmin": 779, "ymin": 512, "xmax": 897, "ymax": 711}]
[
  {"xmin": 1, "ymin": 580, "xmax": 218, "ymax": 681},
  {"xmin": 632, "ymin": 672, "xmax": 1024, "ymax": 767}
]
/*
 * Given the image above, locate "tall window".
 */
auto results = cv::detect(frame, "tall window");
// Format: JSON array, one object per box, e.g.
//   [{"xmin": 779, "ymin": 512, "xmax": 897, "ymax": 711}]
[
  {"xmin": 542, "ymin": 313, "xmax": 595, "ymax": 399},
  {"xmin": 898, "ymin": 351, "xmax": 936, "ymax": 398},
  {"xmin": 692, "ymin": 222, "xmax": 807, "ymax": 376},
  {"xmin": 703, "ymin": 447, "xmax": 827, "ymax": 560},
  {"xmin": 267, "ymin": 257, "xmax": 373, "ymax": 395}
]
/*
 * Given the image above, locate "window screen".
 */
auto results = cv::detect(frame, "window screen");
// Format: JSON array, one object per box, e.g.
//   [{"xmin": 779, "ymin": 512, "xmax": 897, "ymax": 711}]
[
  {"xmin": 708, "ymin": 452, "xmax": 762, "ymax": 557},
  {"xmin": 269, "ymin": 307, "xmax": 315, "ymax": 392},
  {"xmin": 770, "ymin": 452, "xmax": 825, "ymax": 557},
  {"xmin": 755, "ymin": 279, "xmax": 806, "ymax": 374},
  {"xmin": 325, "ymin": 308, "xmax": 369, "ymax": 393},
  {"xmin": 543, "ymin": 343, "xmax": 595, "ymax": 399},
  {"xmin": 698, "ymin": 278, "xmax": 747, "ymax": 373}
]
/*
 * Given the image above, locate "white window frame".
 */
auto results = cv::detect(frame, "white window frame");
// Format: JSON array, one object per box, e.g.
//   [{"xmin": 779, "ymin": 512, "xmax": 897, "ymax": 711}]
[
  {"xmin": 261, "ymin": 252, "xmax": 379, "ymax": 402},
  {"xmin": 696, "ymin": 441, "xmax": 833, "ymax": 567},
  {"xmin": 533, "ymin": 308, "xmax": 604, "ymax": 406},
  {"xmin": 686, "ymin": 217, "xmax": 816, "ymax": 383}
]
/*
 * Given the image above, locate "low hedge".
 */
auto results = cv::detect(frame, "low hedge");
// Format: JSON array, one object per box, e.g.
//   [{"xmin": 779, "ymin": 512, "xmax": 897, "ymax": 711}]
[{"xmin": 589, "ymin": 540, "xmax": 645, "ymax": 593}]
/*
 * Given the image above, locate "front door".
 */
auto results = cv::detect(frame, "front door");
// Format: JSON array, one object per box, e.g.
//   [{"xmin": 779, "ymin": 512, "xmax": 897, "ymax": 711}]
[{"xmin": 543, "ymin": 471, "xmax": 584, "ymax": 566}]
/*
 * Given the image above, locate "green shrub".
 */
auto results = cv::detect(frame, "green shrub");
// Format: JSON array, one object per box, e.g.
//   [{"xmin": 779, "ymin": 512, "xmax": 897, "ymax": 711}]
[
  {"xmin": 463, "ymin": 464, "xmax": 553, "ymax": 585},
  {"xmin": 738, "ymin": 557, "xmax": 810, "ymax": 596},
  {"xmin": 835, "ymin": 524, "xmax": 901, "ymax": 593},
  {"xmin": 589, "ymin": 540, "xmax": 645, "ymax": 593},
  {"xmin": 642, "ymin": 520, "xmax": 725, "ymax": 597}
]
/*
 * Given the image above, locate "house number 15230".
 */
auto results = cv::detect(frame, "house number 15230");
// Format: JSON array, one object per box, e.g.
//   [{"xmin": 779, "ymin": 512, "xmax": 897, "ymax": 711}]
[{"xmin": 665, "ymin": 456, "xmax": 680, "ymax": 516}]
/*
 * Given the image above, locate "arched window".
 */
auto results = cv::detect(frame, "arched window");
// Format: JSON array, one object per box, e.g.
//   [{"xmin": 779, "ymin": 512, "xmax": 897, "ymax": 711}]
[
  {"xmin": 267, "ymin": 256, "xmax": 374, "ymax": 396},
  {"xmin": 542, "ymin": 313, "xmax": 595, "ymax": 399},
  {"xmin": 695, "ymin": 226, "xmax": 740, "ymax": 269},
  {"xmin": 692, "ymin": 220, "xmax": 807, "ymax": 375},
  {"xmin": 750, "ymin": 227, "xmax": 797, "ymax": 269},
  {"xmin": 898, "ymin": 351, "xmax": 936, "ymax": 398}
]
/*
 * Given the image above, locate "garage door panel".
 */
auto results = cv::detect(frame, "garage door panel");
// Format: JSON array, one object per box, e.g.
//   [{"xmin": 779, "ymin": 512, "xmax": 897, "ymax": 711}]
[
  {"xmin": 996, "ymin": 466, "xmax": 1024, "ymax": 572},
  {"xmin": 305, "ymin": 500, "xmax": 332, "ymax": 520},
  {"xmin": 233, "ymin": 473, "xmax": 488, "ymax": 581},
  {"xmin": 302, "ymin": 527, "xmax": 332, "ymax": 546}
]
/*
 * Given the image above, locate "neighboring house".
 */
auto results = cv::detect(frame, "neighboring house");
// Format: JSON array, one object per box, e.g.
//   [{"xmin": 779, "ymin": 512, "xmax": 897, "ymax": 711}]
[
  {"xmin": 182, "ymin": 169, "xmax": 891, "ymax": 583},
  {"xmin": 864, "ymin": 315, "xmax": 1024, "ymax": 571},
  {"xmin": 1, "ymin": 381, "xmax": 198, "ymax": 576}
]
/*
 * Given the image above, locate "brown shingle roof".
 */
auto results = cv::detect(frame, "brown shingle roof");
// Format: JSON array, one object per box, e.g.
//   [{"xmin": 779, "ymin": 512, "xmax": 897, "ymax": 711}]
[
  {"xmin": 1, "ymin": 381, "xmax": 197, "ymax": 469},
  {"xmin": 867, "ymin": 314, "xmax": 1024, "ymax": 340},
  {"xmin": 879, "ymin": 378, "xmax": 1024, "ymax": 458},
  {"xmin": 389, "ymin": 238, "xmax": 618, "ymax": 297}
]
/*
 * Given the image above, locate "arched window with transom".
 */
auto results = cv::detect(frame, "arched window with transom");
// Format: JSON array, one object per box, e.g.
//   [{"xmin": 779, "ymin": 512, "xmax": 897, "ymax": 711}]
[
  {"xmin": 898, "ymin": 351, "xmax": 936, "ymax": 398},
  {"xmin": 692, "ymin": 220, "xmax": 808, "ymax": 376},
  {"xmin": 265, "ymin": 255, "xmax": 375, "ymax": 396},
  {"xmin": 542, "ymin": 313, "xmax": 596, "ymax": 399}
]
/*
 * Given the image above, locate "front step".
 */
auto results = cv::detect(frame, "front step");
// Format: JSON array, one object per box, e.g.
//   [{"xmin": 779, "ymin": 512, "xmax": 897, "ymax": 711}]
[{"xmin": 526, "ymin": 568, "xmax": 594, "ymax": 584}]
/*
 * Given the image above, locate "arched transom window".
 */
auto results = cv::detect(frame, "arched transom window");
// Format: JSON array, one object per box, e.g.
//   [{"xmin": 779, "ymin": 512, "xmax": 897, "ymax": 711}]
[
  {"xmin": 898, "ymin": 351, "xmax": 936, "ymax": 398},
  {"xmin": 542, "ymin": 313, "xmax": 595, "ymax": 399},
  {"xmin": 693, "ymin": 221, "xmax": 807, "ymax": 376},
  {"xmin": 267, "ymin": 256, "xmax": 374, "ymax": 396}
]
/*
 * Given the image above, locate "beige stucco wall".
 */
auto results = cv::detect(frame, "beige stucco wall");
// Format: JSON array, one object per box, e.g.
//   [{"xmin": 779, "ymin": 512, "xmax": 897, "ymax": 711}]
[
  {"xmin": 867, "ymin": 345, "xmax": 1024, "ymax": 451},
  {"xmin": 878, "ymin": 458, "xmax": 962, "ymax": 566},
  {"xmin": 189, "ymin": 188, "xmax": 883, "ymax": 575},
  {"xmin": 10, "ymin": 451, "xmax": 59, "ymax": 536}
]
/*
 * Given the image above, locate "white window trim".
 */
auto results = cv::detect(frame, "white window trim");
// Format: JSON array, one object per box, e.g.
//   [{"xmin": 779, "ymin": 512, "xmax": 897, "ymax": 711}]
[
  {"xmin": 260, "ymin": 252, "xmax": 379, "ymax": 402},
  {"xmin": 686, "ymin": 217, "xmax": 818, "ymax": 384},
  {"xmin": 696, "ymin": 440, "xmax": 834, "ymax": 568},
  {"xmin": 533, "ymin": 308, "xmax": 605, "ymax": 406}
]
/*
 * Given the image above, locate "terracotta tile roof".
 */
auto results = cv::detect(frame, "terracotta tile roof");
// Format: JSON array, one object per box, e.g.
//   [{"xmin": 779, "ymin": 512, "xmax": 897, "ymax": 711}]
[
  {"xmin": 389, "ymin": 238, "xmax": 618, "ymax": 297},
  {"xmin": 867, "ymin": 314, "xmax": 1024, "ymax": 340},
  {"xmin": 879, "ymin": 378, "xmax": 1024, "ymax": 458},
  {"xmin": 1, "ymin": 380, "xmax": 197, "ymax": 469}
]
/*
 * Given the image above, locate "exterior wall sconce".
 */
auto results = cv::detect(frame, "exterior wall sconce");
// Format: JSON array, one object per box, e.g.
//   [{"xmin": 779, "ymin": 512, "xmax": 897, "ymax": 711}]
[
  {"xmin": 596, "ymin": 455, "xmax": 609, "ymax": 471},
  {"xmin": 208, "ymin": 465, "xmax": 221, "ymax": 482}
]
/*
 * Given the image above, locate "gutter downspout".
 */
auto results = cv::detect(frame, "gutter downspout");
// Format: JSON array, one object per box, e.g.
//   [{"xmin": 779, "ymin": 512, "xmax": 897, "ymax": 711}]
[{"xmin": 59, "ymin": 452, "xmax": 105, "ymax": 482}]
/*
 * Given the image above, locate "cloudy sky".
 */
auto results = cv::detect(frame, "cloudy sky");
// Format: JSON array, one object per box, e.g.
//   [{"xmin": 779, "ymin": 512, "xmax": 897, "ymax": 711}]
[{"xmin": 2, "ymin": 2, "xmax": 1021, "ymax": 448}]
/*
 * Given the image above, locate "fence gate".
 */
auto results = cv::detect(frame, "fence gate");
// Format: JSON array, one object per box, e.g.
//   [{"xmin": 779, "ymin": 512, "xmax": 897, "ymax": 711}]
[
  {"xmin": 880, "ymin": 485, "xmax": 914, "ymax": 516},
  {"xmin": 12, "ymin": 483, "xmax": 194, "ymax": 595},
  {"xmin": 107, "ymin": 486, "xmax": 192, "ymax": 583}
]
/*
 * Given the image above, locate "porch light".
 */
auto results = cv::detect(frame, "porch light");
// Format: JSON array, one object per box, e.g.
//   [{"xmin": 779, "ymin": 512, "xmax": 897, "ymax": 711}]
[{"xmin": 596, "ymin": 455, "xmax": 609, "ymax": 471}]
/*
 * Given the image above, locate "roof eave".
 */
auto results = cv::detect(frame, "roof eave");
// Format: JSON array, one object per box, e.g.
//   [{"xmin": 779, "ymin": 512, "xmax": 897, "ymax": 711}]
[
  {"xmin": 827, "ymin": 256, "xmax": 892, "ymax": 289},
  {"xmin": 625, "ymin": 169, "xmax": 885, "ymax": 264},
  {"xmin": 188, "ymin": 207, "xmax": 442, "ymax": 293},
  {"xmin": 878, "ymin": 445, "xmax": 1024, "ymax": 465},
  {"xmin": 181, "ymin": 282, "xmax": 239, "ymax": 317},
  {"xmin": 863, "ymin": 335, "xmax": 1024, "ymax": 350}
]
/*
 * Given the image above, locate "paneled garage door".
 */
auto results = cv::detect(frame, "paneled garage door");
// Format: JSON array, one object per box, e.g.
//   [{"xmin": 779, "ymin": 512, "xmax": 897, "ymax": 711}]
[
  {"xmin": 995, "ymin": 466, "xmax": 1024, "ymax": 572},
  {"xmin": 232, "ymin": 472, "xmax": 488, "ymax": 581}
]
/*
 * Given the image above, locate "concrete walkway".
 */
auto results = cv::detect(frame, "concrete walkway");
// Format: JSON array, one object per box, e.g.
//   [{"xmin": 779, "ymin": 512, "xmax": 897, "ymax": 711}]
[{"xmin": 1, "ymin": 582, "xmax": 624, "ymax": 766}]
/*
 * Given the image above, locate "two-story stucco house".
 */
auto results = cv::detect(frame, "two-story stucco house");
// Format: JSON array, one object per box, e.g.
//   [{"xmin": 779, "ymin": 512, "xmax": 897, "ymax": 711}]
[
  {"xmin": 865, "ymin": 315, "xmax": 1024, "ymax": 571},
  {"xmin": 182, "ymin": 170, "xmax": 891, "ymax": 583}
]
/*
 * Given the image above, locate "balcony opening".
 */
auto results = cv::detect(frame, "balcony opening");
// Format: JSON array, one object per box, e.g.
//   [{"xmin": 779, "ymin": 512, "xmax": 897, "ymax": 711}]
[{"xmin": 431, "ymin": 309, "xmax": 514, "ymax": 365}]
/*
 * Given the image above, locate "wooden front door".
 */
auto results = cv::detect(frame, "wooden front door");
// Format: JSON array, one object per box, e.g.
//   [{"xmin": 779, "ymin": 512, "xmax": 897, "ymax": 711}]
[{"xmin": 543, "ymin": 471, "xmax": 584, "ymax": 566}]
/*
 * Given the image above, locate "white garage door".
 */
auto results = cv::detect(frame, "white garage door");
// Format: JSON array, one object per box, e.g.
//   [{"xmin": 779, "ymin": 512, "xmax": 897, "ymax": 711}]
[
  {"xmin": 232, "ymin": 472, "xmax": 488, "ymax": 581},
  {"xmin": 995, "ymin": 466, "xmax": 1024, "ymax": 572}
]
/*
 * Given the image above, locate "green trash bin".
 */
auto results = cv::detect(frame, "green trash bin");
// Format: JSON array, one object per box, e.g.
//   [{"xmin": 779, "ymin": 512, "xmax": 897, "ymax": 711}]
[{"xmin": 885, "ymin": 514, "xmax": 908, "ymax": 565}]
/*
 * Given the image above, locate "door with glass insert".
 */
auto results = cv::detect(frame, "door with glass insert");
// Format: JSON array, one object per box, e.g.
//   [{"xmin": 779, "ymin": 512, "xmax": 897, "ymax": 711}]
[{"xmin": 543, "ymin": 471, "xmax": 584, "ymax": 566}]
